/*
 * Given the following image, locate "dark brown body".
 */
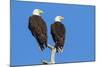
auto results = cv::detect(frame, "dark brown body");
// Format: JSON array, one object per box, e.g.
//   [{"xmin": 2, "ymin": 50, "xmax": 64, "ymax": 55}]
[
  {"xmin": 28, "ymin": 15, "xmax": 47, "ymax": 51},
  {"xmin": 51, "ymin": 22, "xmax": 65, "ymax": 52}
]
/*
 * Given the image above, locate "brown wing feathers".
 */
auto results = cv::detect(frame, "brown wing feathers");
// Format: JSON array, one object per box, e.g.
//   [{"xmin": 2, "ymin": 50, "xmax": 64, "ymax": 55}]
[
  {"xmin": 51, "ymin": 22, "xmax": 65, "ymax": 52},
  {"xmin": 28, "ymin": 15, "xmax": 47, "ymax": 51}
]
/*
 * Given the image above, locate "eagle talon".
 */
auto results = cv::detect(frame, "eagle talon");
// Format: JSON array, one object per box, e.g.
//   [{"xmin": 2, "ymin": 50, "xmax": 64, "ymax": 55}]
[{"xmin": 58, "ymin": 48, "xmax": 63, "ymax": 53}]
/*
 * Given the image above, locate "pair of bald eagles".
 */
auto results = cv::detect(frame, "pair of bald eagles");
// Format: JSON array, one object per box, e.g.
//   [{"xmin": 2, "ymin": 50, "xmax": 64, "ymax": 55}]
[{"xmin": 28, "ymin": 9, "xmax": 66, "ymax": 53}]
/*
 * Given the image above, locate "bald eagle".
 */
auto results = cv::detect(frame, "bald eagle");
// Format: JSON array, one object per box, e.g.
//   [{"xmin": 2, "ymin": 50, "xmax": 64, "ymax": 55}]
[
  {"xmin": 51, "ymin": 16, "xmax": 66, "ymax": 52},
  {"xmin": 28, "ymin": 9, "xmax": 47, "ymax": 51}
]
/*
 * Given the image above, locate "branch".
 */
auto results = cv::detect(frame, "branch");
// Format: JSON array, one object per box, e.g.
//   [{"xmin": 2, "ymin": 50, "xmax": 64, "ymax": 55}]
[
  {"xmin": 42, "ymin": 44, "xmax": 56, "ymax": 64},
  {"xmin": 50, "ymin": 48, "xmax": 56, "ymax": 64},
  {"xmin": 47, "ymin": 44, "xmax": 54, "ymax": 49},
  {"xmin": 42, "ymin": 60, "xmax": 50, "ymax": 64}
]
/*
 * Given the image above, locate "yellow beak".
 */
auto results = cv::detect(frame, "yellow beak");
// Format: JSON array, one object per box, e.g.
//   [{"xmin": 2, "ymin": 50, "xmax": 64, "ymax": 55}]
[
  {"xmin": 61, "ymin": 17, "xmax": 64, "ymax": 20},
  {"xmin": 39, "ymin": 10, "xmax": 44, "ymax": 14}
]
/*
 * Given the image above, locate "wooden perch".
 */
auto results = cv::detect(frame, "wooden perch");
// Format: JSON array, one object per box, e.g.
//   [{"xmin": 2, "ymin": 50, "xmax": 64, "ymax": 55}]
[
  {"xmin": 50, "ymin": 47, "xmax": 56, "ymax": 64},
  {"xmin": 47, "ymin": 44, "xmax": 54, "ymax": 49},
  {"xmin": 42, "ymin": 44, "xmax": 56, "ymax": 64},
  {"xmin": 42, "ymin": 60, "xmax": 50, "ymax": 64}
]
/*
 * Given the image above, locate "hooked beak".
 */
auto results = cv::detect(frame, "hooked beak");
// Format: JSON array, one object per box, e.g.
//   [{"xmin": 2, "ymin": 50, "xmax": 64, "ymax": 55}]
[
  {"xmin": 39, "ymin": 10, "xmax": 44, "ymax": 14},
  {"xmin": 61, "ymin": 16, "xmax": 64, "ymax": 20}
]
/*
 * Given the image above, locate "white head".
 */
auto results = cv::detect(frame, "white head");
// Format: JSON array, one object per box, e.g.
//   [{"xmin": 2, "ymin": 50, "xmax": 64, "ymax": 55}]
[
  {"xmin": 55, "ymin": 16, "xmax": 64, "ymax": 22},
  {"xmin": 32, "ymin": 9, "xmax": 44, "ymax": 16}
]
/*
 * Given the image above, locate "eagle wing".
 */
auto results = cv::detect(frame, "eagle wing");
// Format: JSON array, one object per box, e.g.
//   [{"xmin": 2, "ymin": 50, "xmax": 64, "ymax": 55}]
[
  {"xmin": 51, "ymin": 22, "xmax": 65, "ymax": 52},
  {"xmin": 28, "ymin": 15, "xmax": 47, "ymax": 51}
]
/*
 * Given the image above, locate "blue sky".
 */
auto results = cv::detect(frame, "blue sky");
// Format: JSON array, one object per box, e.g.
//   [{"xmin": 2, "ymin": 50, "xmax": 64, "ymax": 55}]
[{"xmin": 11, "ymin": 0, "xmax": 95, "ymax": 66}]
